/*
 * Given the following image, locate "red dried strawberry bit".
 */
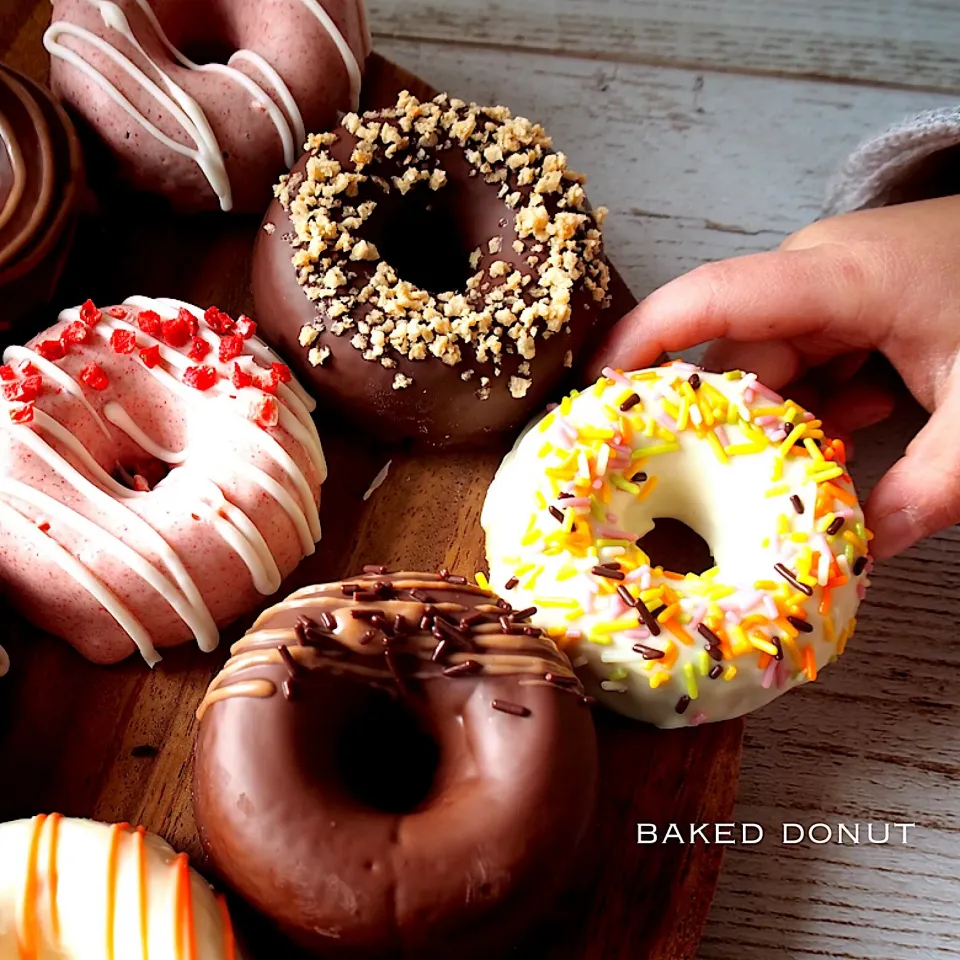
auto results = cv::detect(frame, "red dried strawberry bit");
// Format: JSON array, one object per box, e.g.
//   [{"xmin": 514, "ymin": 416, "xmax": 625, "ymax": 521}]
[
  {"xmin": 183, "ymin": 365, "xmax": 218, "ymax": 391},
  {"xmin": 258, "ymin": 370, "xmax": 278, "ymax": 394},
  {"xmin": 37, "ymin": 520, "xmax": 50, "ymax": 532},
  {"xmin": 235, "ymin": 315, "xmax": 257, "ymax": 339},
  {"xmin": 203, "ymin": 306, "xmax": 235, "ymax": 335},
  {"xmin": 62, "ymin": 321, "xmax": 91, "ymax": 344},
  {"xmin": 35, "ymin": 339, "xmax": 66, "ymax": 361},
  {"xmin": 18, "ymin": 361, "xmax": 38, "ymax": 377},
  {"xmin": 106, "ymin": 306, "xmax": 127, "ymax": 319},
  {"xmin": 231, "ymin": 363, "xmax": 253, "ymax": 389},
  {"xmin": 218, "ymin": 334, "xmax": 244, "ymax": 363},
  {"xmin": 109, "ymin": 329, "xmax": 137, "ymax": 354},
  {"xmin": 161, "ymin": 316, "xmax": 191, "ymax": 348},
  {"xmin": 270, "ymin": 362, "xmax": 292, "ymax": 384},
  {"xmin": 139, "ymin": 344, "xmax": 161, "ymax": 368},
  {"xmin": 137, "ymin": 310, "xmax": 162, "ymax": 338},
  {"xmin": 179, "ymin": 308, "xmax": 199, "ymax": 336},
  {"xmin": 8, "ymin": 402, "xmax": 34, "ymax": 424},
  {"xmin": 80, "ymin": 299, "xmax": 103, "ymax": 326},
  {"xmin": 80, "ymin": 363, "xmax": 109, "ymax": 391},
  {"xmin": 0, "ymin": 365, "xmax": 15, "ymax": 381},
  {"xmin": 251, "ymin": 395, "xmax": 279, "ymax": 428},
  {"xmin": 188, "ymin": 336, "xmax": 211, "ymax": 361},
  {"xmin": 7, "ymin": 375, "xmax": 44, "ymax": 403}
]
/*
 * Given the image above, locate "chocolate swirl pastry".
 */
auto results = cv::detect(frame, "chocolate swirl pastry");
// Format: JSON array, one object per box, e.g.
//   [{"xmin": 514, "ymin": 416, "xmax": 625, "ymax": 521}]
[
  {"xmin": 194, "ymin": 570, "xmax": 598, "ymax": 958},
  {"xmin": 0, "ymin": 65, "xmax": 84, "ymax": 335}
]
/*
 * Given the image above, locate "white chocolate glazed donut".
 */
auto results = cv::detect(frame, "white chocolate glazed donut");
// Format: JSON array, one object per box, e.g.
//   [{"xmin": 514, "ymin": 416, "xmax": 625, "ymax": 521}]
[
  {"xmin": 0, "ymin": 815, "xmax": 240, "ymax": 959},
  {"xmin": 482, "ymin": 363, "xmax": 871, "ymax": 728},
  {"xmin": 0, "ymin": 296, "xmax": 326, "ymax": 667}
]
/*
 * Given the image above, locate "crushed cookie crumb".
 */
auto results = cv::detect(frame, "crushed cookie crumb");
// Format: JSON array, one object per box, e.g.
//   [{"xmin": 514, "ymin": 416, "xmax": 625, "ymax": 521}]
[
  {"xmin": 278, "ymin": 91, "xmax": 610, "ymax": 404},
  {"xmin": 308, "ymin": 345, "xmax": 330, "ymax": 366},
  {"xmin": 262, "ymin": 221, "xmax": 276, "ymax": 234},
  {"xmin": 563, "ymin": 349, "xmax": 573, "ymax": 368}
]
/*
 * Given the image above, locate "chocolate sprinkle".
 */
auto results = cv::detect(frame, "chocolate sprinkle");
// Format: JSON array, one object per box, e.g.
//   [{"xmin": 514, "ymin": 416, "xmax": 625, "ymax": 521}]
[
  {"xmin": 548, "ymin": 505, "xmax": 565, "ymax": 523},
  {"xmin": 359, "ymin": 630, "xmax": 376, "ymax": 645},
  {"xmin": 631, "ymin": 471, "xmax": 648, "ymax": 483},
  {"xmin": 675, "ymin": 695, "xmax": 691, "ymax": 715},
  {"xmin": 697, "ymin": 623, "xmax": 722, "ymax": 647},
  {"xmin": 351, "ymin": 608, "xmax": 384, "ymax": 621},
  {"xmin": 511, "ymin": 606, "xmax": 537, "ymax": 621},
  {"xmin": 706, "ymin": 644, "xmax": 723, "ymax": 662},
  {"xmin": 826, "ymin": 516, "xmax": 845, "ymax": 536},
  {"xmin": 591, "ymin": 565, "xmax": 625, "ymax": 581},
  {"xmin": 579, "ymin": 696, "xmax": 596, "ymax": 708},
  {"xmin": 853, "ymin": 555, "xmax": 868, "ymax": 576},
  {"xmin": 636, "ymin": 599, "xmax": 661, "ymax": 636},
  {"xmin": 774, "ymin": 562, "xmax": 814, "ymax": 596},
  {"xmin": 544, "ymin": 672, "xmax": 579, "ymax": 686},
  {"xmin": 773, "ymin": 637, "xmax": 784, "ymax": 661},
  {"xmin": 688, "ymin": 373, "xmax": 701, "ymax": 390},
  {"xmin": 708, "ymin": 665, "xmax": 723, "ymax": 680},
  {"xmin": 786, "ymin": 615, "xmax": 814, "ymax": 633},
  {"xmin": 617, "ymin": 584, "xmax": 637, "ymax": 607},
  {"xmin": 319, "ymin": 611, "xmax": 338, "ymax": 631},
  {"xmin": 443, "ymin": 659, "xmax": 482, "ymax": 677},
  {"xmin": 504, "ymin": 576, "xmax": 519, "ymax": 590},
  {"xmin": 491, "ymin": 698, "xmax": 531, "ymax": 717},
  {"xmin": 790, "ymin": 495, "xmax": 804, "ymax": 514},
  {"xmin": 619, "ymin": 393, "xmax": 641, "ymax": 412},
  {"xmin": 632, "ymin": 643, "xmax": 665, "ymax": 660},
  {"xmin": 362, "ymin": 564, "xmax": 388, "ymax": 575}
]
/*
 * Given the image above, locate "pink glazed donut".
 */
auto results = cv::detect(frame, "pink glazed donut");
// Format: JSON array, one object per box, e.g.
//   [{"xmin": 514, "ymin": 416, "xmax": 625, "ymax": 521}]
[
  {"xmin": 44, "ymin": 0, "xmax": 370, "ymax": 212},
  {"xmin": 0, "ymin": 296, "xmax": 327, "ymax": 666}
]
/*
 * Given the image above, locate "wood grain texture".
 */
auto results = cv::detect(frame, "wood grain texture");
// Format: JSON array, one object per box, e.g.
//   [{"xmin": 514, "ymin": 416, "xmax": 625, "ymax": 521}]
[
  {"xmin": 0, "ymin": 9, "xmax": 742, "ymax": 960},
  {"xmin": 369, "ymin": 0, "xmax": 960, "ymax": 94}
]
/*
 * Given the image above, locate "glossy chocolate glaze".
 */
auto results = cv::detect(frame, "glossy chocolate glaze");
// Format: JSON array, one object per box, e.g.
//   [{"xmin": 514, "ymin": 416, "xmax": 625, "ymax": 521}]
[
  {"xmin": 251, "ymin": 107, "xmax": 607, "ymax": 448},
  {"xmin": 194, "ymin": 572, "xmax": 598, "ymax": 958},
  {"xmin": 0, "ymin": 66, "xmax": 83, "ymax": 336}
]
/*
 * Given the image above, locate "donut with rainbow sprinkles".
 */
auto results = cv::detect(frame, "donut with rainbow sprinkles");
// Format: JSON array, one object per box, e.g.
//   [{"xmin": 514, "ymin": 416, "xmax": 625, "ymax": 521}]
[{"xmin": 482, "ymin": 361, "xmax": 871, "ymax": 728}]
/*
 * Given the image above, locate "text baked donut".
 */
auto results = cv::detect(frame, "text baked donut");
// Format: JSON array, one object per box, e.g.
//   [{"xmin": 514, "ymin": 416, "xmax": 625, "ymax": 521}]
[
  {"xmin": 45, "ymin": 0, "xmax": 370, "ymax": 212},
  {"xmin": 483, "ymin": 364, "xmax": 871, "ymax": 728},
  {"xmin": 0, "ymin": 815, "xmax": 239, "ymax": 958},
  {"xmin": 0, "ymin": 64, "xmax": 84, "ymax": 335},
  {"xmin": 0, "ymin": 296, "xmax": 326, "ymax": 667},
  {"xmin": 194, "ymin": 570, "xmax": 597, "ymax": 958},
  {"xmin": 253, "ymin": 91, "xmax": 611, "ymax": 445}
]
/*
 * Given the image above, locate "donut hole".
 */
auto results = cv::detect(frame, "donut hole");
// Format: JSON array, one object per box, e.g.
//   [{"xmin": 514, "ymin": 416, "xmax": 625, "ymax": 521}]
[
  {"xmin": 336, "ymin": 689, "xmax": 439, "ymax": 814},
  {"xmin": 367, "ymin": 185, "xmax": 475, "ymax": 295},
  {"xmin": 178, "ymin": 36, "xmax": 237, "ymax": 65},
  {"xmin": 111, "ymin": 455, "xmax": 172, "ymax": 493},
  {"xmin": 636, "ymin": 517, "xmax": 715, "ymax": 576}
]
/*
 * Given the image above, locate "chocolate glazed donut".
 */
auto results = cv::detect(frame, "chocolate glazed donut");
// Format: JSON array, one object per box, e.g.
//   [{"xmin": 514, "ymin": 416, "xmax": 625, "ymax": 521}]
[
  {"xmin": 0, "ymin": 65, "xmax": 83, "ymax": 336},
  {"xmin": 194, "ymin": 571, "xmax": 598, "ymax": 958},
  {"xmin": 252, "ymin": 92, "xmax": 611, "ymax": 446}
]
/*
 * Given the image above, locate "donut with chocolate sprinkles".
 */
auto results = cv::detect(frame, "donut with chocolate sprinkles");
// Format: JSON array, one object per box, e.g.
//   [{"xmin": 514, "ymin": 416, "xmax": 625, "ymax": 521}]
[
  {"xmin": 194, "ymin": 570, "xmax": 597, "ymax": 958},
  {"xmin": 253, "ymin": 91, "xmax": 610, "ymax": 446}
]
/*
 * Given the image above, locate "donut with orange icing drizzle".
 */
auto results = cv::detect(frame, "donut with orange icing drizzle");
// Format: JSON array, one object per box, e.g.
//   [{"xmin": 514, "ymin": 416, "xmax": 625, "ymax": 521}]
[
  {"xmin": 194, "ymin": 570, "xmax": 598, "ymax": 958},
  {"xmin": 0, "ymin": 295, "xmax": 326, "ymax": 667},
  {"xmin": 0, "ymin": 815, "xmax": 239, "ymax": 959}
]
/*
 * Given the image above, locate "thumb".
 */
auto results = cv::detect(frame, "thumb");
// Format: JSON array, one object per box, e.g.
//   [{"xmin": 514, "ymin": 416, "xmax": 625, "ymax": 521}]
[{"xmin": 867, "ymin": 369, "xmax": 960, "ymax": 558}]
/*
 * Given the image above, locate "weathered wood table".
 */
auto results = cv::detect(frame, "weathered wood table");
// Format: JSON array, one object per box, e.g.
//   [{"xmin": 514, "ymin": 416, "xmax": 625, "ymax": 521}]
[{"xmin": 2, "ymin": 0, "xmax": 959, "ymax": 958}]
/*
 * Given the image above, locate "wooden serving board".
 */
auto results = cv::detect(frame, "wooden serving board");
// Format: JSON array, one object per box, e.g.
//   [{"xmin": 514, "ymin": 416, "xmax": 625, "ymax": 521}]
[{"xmin": 0, "ymin": 6, "xmax": 743, "ymax": 958}]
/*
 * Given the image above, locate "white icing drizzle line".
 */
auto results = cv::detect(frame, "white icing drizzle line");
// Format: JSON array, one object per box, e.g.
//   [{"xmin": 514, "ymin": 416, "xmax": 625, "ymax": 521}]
[{"xmin": 43, "ymin": 0, "xmax": 363, "ymax": 211}]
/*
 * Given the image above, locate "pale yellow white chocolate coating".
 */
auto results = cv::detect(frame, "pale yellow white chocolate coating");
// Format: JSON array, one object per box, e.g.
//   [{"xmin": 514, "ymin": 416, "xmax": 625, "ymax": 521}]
[
  {"xmin": 482, "ymin": 364, "xmax": 870, "ymax": 728},
  {"xmin": 0, "ymin": 296, "xmax": 326, "ymax": 667},
  {"xmin": 0, "ymin": 815, "xmax": 239, "ymax": 960}
]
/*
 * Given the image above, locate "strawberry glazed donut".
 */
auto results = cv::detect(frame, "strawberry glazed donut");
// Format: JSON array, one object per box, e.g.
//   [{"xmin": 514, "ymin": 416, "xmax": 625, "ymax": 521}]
[
  {"xmin": 0, "ymin": 296, "xmax": 326, "ymax": 667},
  {"xmin": 44, "ymin": 0, "xmax": 371, "ymax": 212}
]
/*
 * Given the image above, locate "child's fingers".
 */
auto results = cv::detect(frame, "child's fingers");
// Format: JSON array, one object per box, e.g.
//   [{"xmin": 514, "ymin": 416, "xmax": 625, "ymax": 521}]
[
  {"xmin": 701, "ymin": 339, "xmax": 804, "ymax": 389},
  {"xmin": 866, "ymin": 375, "xmax": 960, "ymax": 558},
  {"xmin": 587, "ymin": 243, "xmax": 887, "ymax": 379}
]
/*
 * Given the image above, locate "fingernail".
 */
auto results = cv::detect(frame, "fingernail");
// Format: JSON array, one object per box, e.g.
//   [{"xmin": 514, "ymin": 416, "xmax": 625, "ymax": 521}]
[{"xmin": 870, "ymin": 508, "xmax": 918, "ymax": 559}]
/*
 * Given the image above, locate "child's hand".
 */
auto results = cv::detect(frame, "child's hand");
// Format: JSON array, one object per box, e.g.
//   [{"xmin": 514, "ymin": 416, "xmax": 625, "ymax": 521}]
[{"xmin": 590, "ymin": 196, "xmax": 960, "ymax": 559}]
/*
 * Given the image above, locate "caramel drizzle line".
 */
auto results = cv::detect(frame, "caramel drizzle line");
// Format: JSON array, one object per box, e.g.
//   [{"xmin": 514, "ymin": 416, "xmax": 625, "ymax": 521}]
[
  {"xmin": 174, "ymin": 853, "xmax": 198, "ymax": 960},
  {"xmin": 18, "ymin": 814, "xmax": 46, "ymax": 960}
]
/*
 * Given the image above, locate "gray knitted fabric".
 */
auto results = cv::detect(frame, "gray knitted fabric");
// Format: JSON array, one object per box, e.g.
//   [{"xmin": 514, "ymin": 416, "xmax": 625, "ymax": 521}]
[{"xmin": 825, "ymin": 105, "xmax": 960, "ymax": 215}]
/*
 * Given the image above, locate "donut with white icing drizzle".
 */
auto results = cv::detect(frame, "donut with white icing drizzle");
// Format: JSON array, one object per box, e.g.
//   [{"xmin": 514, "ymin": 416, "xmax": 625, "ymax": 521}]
[
  {"xmin": 0, "ymin": 815, "xmax": 241, "ymax": 959},
  {"xmin": 0, "ymin": 296, "xmax": 326, "ymax": 667},
  {"xmin": 45, "ymin": 0, "xmax": 370, "ymax": 212}
]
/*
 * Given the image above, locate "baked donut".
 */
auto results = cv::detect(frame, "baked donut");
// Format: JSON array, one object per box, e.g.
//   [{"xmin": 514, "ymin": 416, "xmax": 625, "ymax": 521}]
[
  {"xmin": 0, "ymin": 815, "xmax": 239, "ymax": 958},
  {"xmin": 194, "ymin": 570, "xmax": 597, "ymax": 958},
  {"xmin": 0, "ymin": 295, "xmax": 326, "ymax": 667},
  {"xmin": 252, "ymin": 91, "xmax": 611, "ymax": 446},
  {"xmin": 482, "ymin": 363, "xmax": 871, "ymax": 728},
  {"xmin": 0, "ymin": 64, "xmax": 84, "ymax": 336},
  {"xmin": 44, "ymin": 0, "xmax": 370, "ymax": 212}
]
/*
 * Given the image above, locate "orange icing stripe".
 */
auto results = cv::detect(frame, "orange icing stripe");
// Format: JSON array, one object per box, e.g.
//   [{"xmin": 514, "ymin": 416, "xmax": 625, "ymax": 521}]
[
  {"xmin": 135, "ymin": 826, "xmax": 149, "ymax": 960},
  {"xmin": 47, "ymin": 813, "xmax": 62, "ymax": 947},
  {"xmin": 174, "ymin": 853, "xmax": 197, "ymax": 960},
  {"xmin": 217, "ymin": 894, "xmax": 236, "ymax": 960},
  {"xmin": 18, "ymin": 814, "xmax": 47, "ymax": 960},
  {"xmin": 105, "ymin": 823, "xmax": 129, "ymax": 960}
]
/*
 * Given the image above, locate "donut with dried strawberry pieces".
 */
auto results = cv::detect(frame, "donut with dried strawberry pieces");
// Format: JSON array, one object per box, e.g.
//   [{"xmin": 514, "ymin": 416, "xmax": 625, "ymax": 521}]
[{"xmin": 0, "ymin": 296, "xmax": 326, "ymax": 667}]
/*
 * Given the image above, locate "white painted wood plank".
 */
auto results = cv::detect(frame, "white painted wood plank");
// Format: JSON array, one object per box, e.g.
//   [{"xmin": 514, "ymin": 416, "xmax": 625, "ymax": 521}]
[
  {"xmin": 373, "ymin": 37, "xmax": 960, "ymax": 960},
  {"xmin": 369, "ymin": 0, "xmax": 960, "ymax": 93}
]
